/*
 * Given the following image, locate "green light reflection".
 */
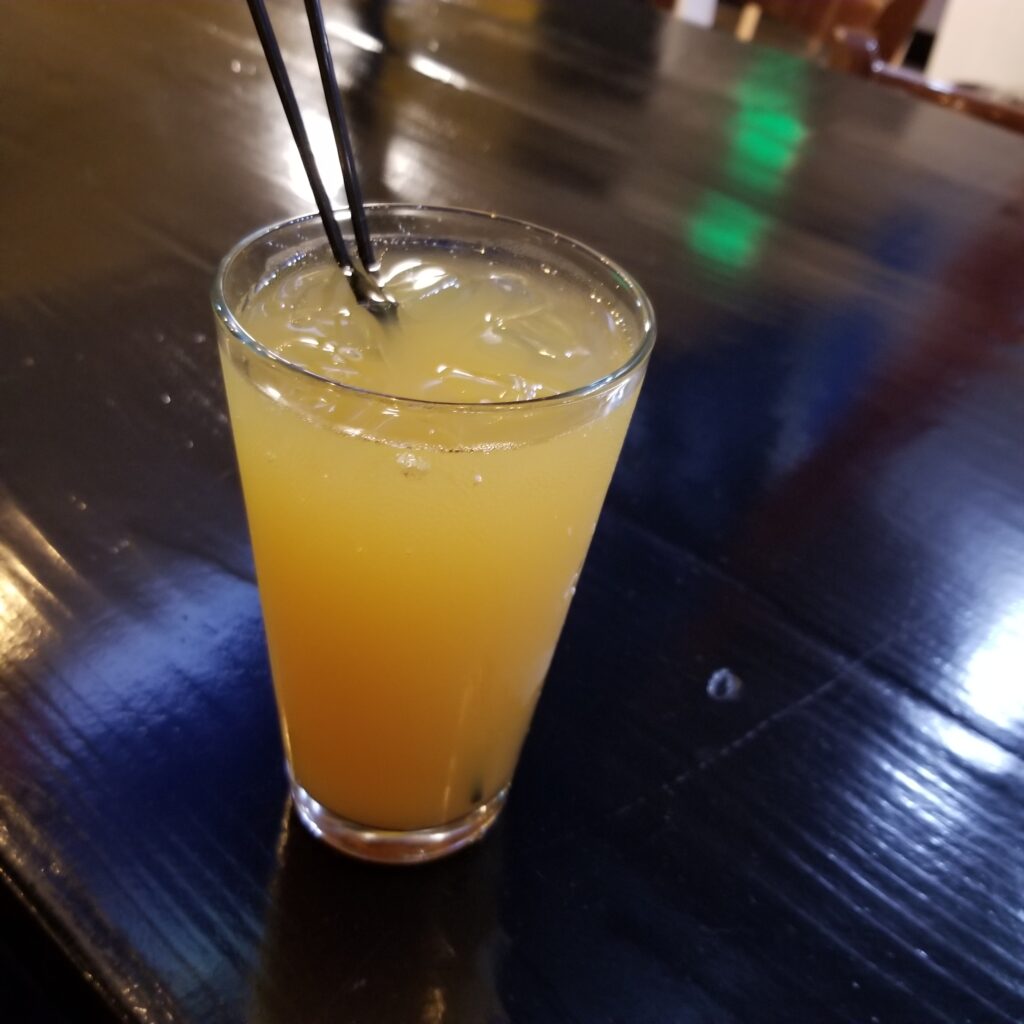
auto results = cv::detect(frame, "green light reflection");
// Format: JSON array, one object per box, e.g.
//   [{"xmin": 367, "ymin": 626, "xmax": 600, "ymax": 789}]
[
  {"xmin": 687, "ymin": 194, "xmax": 769, "ymax": 270},
  {"xmin": 727, "ymin": 107, "xmax": 808, "ymax": 192},
  {"xmin": 686, "ymin": 53, "xmax": 809, "ymax": 270}
]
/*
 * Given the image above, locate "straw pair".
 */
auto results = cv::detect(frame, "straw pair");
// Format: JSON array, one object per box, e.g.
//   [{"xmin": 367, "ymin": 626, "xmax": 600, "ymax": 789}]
[{"xmin": 245, "ymin": 0, "xmax": 396, "ymax": 317}]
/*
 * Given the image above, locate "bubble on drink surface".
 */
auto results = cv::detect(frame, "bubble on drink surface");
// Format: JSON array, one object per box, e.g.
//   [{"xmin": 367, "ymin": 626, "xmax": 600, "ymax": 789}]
[{"xmin": 396, "ymin": 451, "xmax": 430, "ymax": 476}]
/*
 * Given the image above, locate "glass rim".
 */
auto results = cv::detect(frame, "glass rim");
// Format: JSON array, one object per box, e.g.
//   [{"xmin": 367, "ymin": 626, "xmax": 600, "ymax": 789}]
[{"xmin": 211, "ymin": 204, "xmax": 657, "ymax": 411}]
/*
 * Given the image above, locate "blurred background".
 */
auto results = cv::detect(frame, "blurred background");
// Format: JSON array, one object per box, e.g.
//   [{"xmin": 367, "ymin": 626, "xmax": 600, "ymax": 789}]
[{"xmin": 665, "ymin": 0, "xmax": 1024, "ymax": 115}]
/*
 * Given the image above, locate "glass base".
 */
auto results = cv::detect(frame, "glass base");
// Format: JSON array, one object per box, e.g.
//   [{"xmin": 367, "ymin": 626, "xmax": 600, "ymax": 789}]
[{"xmin": 291, "ymin": 780, "xmax": 508, "ymax": 864}]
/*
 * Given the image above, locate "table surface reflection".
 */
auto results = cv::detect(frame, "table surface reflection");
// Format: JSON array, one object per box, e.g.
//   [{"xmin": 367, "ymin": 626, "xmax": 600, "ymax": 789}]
[{"xmin": 2, "ymin": 1, "xmax": 1023, "ymax": 1021}]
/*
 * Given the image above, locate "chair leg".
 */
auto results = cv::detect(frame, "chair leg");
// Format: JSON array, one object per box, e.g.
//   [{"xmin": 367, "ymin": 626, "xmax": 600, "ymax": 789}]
[
  {"xmin": 736, "ymin": 2, "xmax": 762, "ymax": 42},
  {"xmin": 808, "ymin": 0, "xmax": 843, "ymax": 56}
]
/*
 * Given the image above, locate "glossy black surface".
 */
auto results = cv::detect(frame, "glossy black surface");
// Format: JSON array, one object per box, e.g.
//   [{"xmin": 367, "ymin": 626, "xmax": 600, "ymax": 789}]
[
  {"xmin": 0, "ymin": 879, "xmax": 116, "ymax": 1024},
  {"xmin": 2, "ymin": 1, "xmax": 1023, "ymax": 1021}
]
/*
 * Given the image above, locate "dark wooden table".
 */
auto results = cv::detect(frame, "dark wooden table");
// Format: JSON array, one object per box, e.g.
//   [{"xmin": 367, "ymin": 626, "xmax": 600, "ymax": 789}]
[{"xmin": 3, "ymin": 1, "xmax": 1023, "ymax": 1021}]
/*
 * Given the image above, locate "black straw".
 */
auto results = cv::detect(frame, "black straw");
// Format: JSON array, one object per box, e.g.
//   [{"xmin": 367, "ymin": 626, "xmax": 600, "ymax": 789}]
[
  {"xmin": 245, "ymin": 0, "xmax": 394, "ymax": 315},
  {"xmin": 303, "ymin": 0, "xmax": 377, "ymax": 272},
  {"xmin": 245, "ymin": 0, "xmax": 352, "ymax": 272}
]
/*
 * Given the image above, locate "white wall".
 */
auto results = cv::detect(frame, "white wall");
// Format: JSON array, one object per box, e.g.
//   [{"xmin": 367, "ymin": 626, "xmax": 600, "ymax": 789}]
[
  {"xmin": 927, "ymin": 0, "xmax": 1024, "ymax": 95},
  {"xmin": 672, "ymin": 0, "xmax": 718, "ymax": 27}
]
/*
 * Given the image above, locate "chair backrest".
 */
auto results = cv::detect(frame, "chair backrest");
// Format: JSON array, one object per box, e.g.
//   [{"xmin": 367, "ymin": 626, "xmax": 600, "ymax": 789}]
[
  {"xmin": 747, "ymin": 0, "xmax": 923, "ymax": 60},
  {"xmin": 873, "ymin": 0, "xmax": 926, "ymax": 61},
  {"xmin": 830, "ymin": 27, "xmax": 1024, "ymax": 135}
]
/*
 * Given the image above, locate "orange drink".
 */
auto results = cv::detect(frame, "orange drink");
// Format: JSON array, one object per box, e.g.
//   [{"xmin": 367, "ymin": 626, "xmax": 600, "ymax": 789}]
[{"xmin": 213, "ymin": 207, "xmax": 654, "ymax": 862}]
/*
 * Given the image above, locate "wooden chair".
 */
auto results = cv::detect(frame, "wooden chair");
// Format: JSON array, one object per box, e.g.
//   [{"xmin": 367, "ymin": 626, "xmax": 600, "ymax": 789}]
[
  {"xmin": 735, "ymin": 0, "xmax": 924, "ymax": 62},
  {"xmin": 830, "ymin": 27, "xmax": 1024, "ymax": 135}
]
